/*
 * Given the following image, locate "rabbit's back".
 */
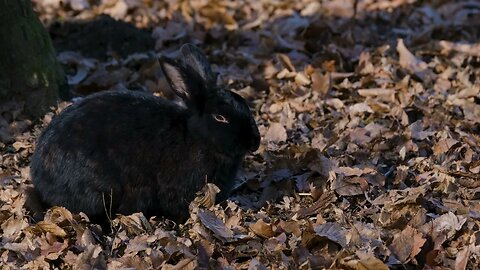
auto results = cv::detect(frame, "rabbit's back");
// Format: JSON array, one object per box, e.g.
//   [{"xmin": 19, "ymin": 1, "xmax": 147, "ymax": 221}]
[{"xmin": 31, "ymin": 91, "xmax": 204, "ymax": 220}]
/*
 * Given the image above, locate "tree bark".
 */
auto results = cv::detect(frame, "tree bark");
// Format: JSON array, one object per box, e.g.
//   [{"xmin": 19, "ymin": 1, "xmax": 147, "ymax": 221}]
[{"xmin": 0, "ymin": 0, "xmax": 67, "ymax": 117}]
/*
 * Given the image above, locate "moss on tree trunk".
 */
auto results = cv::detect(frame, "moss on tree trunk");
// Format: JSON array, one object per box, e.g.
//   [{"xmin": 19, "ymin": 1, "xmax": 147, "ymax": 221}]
[{"xmin": 0, "ymin": 0, "xmax": 67, "ymax": 117}]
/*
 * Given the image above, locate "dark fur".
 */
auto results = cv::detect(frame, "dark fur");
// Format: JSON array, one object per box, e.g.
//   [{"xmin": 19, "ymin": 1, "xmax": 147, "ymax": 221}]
[{"xmin": 30, "ymin": 44, "xmax": 260, "ymax": 224}]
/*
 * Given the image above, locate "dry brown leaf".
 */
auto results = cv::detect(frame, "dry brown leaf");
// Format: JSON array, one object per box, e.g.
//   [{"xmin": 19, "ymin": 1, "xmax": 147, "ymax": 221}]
[
  {"xmin": 2, "ymin": 242, "xmax": 31, "ymax": 255},
  {"xmin": 278, "ymin": 220, "xmax": 302, "ymax": 237},
  {"xmin": 249, "ymin": 219, "xmax": 276, "ymax": 239},
  {"xmin": 357, "ymin": 88, "xmax": 396, "ymax": 99},
  {"xmin": 349, "ymin": 102, "xmax": 374, "ymax": 115},
  {"xmin": 74, "ymin": 244, "xmax": 105, "ymax": 269},
  {"xmin": 103, "ymin": 0, "xmax": 128, "ymax": 19},
  {"xmin": 334, "ymin": 176, "xmax": 369, "ymax": 196},
  {"xmin": 41, "ymin": 238, "xmax": 69, "ymax": 260},
  {"xmin": 114, "ymin": 256, "xmax": 151, "ymax": 270},
  {"xmin": 197, "ymin": 209, "xmax": 234, "ymax": 241},
  {"xmin": 311, "ymin": 70, "xmax": 330, "ymax": 97},
  {"xmin": 277, "ymin": 53, "xmax": 296, "ymax": 72},
  {"xmin": 397, "ymin": 39, "xmax": 432, "ymax": 82},
  {"xmin": 70, "ymin": 0, "xmax": 90, "ymax": 10},
  {"xmin": 265, "ymin": 123, "xmax": 287, "ymax": 143},
  {"xmin": 455, "ymin": 245, "xmax": 471, "ymax": 270},
  {"xmin": 373, "ymin": 186, "xmax": 426, "ymax": 207},
  {"xmin": 356, "ymin": 257, "xmax": 389, "ymax": 270},
  {"xmin": 1, "ymin": 216, "xmax": 30, "ymax": 241},
  {"xmin": 12, "ymin": 141, "xmax": 31, "ymax": 151},
  {"xmin": 335, "ymin": 167, "xmax": 373, "ymax": 177},
  {"xmin": 439, "ymin": 40, "xmax": 480, "ymax": 57},
  {"xmin": 357, "ymin": 51, "xmax": 375, "ymax": 75},
  {"xmin": 341, "ymin": 253, "xmax": 389, "ymax": 270},
  {"xmin": 433, "ymin": 138, "xmax": 459, "ymax": 155},
  {"xmin": 36, "ymin": 221, "xmax": 67, "ymax": 238},
  {"xmin": 123, "ymin": 235, "xmax": 150, "ymax": 256},
  {"xmin": 408, "ymin": 120, "xmax": 435, "ymax": 140},
  {"xmin": 421, "ymin": 212, "xmax": 466, "ymax": 249},
  {"xmin": 313, "ymin": 222, "xmax": 347, "ymax": 248},
  {"xmin": 78, "ymin": 227, "xmax": 96, "ymax": 247},
  {"xmin": 114, "ymin": 213, "xmax": 152, "ymax": 235},
  {"xmin": 295, "ymin": 72, "xmax": 311, "ymax": 86},
  {"xmin": 388, "ymin": 225, "xmax": 426, "ymax": 263},
  {"xmin": 162, "ymin": 258, "xmax": 196, "ymax": 270},
  {"xmin": 190, "ymin": 183, "xmax": 220, "ymax": 211}
]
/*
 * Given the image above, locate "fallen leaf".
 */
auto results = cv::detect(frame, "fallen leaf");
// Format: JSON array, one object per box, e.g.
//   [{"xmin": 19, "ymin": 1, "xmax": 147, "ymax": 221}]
[
  {"xmin": 249, "ymin": 219, "xmax": 276, "ymax": 239},
  {"xmin": 433, "ymin": 138, "xmax": 459, "ymax": 155},
  {"xmin": 277, "ymin": 53, "xmax": 296, "ymax": 72},
  {"xmin": 198, "ymin": 209, "xmax": 234, "ymax": 241},
  {"xmin": 439, "ymin": 40, "xmax": 480, "ymax": 57},
  {"xmin": 349, "ymin": 102, "xmax": 374, "ymax": 115},
  {"xmin": 397, "ymin": 39, "xmax": 432, "ymax": 82},
  {"xmin": 311, "ymin": 70, "xmax": 330, "ymax": 97},
  {"xmin": 265, "ymin": 123, "xmax": 287, "ymax": 143},
  {"xmin": 421, "ymin": 212, "xmax": 467, "ymax": 249},
  {"xmin": 278, "ymin": 220, "xmax": 302, "ymax": 237},
  {"xmin": 297, "ymin": 191, "xmax": 336, "ymax": 219},
  {"xmin": 388, "ymin": 225, "xmax": 426, "ymax": 264},
  {"xmin": 190, "ymin": 183, "xmax": 221, "ymax": 210},
  {"xmin": 313, "ymin": 222, "xmax": 347, "ymax": 248},
  {"xmin": 334, "ymin": 176, "xmax": 369, "ymax": 196},
  {"xmin": 455, "ymin": 245, "xmax": 471, "ymax": 270},
  {"xmin": 408, "ymin": 120, "xmax": 435, "ymax": 140}
]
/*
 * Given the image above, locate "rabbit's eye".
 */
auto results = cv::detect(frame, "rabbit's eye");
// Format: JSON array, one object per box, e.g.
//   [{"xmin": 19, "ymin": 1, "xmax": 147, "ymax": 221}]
[{"xmin": 212, "ymin": 114, "xmax": 229, "ymax": 124}]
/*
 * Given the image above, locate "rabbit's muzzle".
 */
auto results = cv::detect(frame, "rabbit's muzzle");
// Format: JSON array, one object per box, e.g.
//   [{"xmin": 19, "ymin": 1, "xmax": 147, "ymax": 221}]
[{"xmin": 247, "ymin": 124, "xmax": 261, "ymax": 152}]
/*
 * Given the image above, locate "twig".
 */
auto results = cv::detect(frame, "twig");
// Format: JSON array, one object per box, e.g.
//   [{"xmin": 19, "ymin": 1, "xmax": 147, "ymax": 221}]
[{"xmin": 102, "ymin": 189, "xmax": 114, "ymax": 231}]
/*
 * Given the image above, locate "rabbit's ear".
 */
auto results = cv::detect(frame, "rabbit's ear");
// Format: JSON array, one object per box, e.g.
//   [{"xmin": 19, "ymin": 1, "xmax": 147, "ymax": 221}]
[
  {"xmin": 159, "ymin": 56, "xmax": 192, "ymax": 100},
  {"xmin": 159, "ymin": 56, "xmax": 206, "ymax": 110},
  {"xmin": 180, "ymin": 44, "xmax": 215, "ymax": 84}
]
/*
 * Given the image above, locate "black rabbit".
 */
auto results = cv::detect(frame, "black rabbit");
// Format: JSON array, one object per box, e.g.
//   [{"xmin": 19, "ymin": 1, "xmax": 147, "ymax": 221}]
[{"xmin": 29, "ymin": 44, "xmax": 260, "ymax": 224}]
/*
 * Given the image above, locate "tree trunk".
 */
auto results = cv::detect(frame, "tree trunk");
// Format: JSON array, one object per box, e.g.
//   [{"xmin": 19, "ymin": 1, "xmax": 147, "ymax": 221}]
[{"xmin": 0, "ymin": 0, "xmax": 67, "ymax": 118}]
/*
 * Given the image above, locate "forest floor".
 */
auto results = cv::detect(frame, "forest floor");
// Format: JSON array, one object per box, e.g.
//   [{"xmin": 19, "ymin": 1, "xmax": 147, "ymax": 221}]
[{"xmin": 1, "ymin": 0, "xmax": 480, "ymax": 269}]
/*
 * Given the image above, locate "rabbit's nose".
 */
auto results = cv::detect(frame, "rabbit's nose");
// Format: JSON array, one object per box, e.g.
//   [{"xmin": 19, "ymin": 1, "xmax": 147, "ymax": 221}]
[{"xmin": 248, "ymin": 133, "xmax": 260, "ymax": 152}]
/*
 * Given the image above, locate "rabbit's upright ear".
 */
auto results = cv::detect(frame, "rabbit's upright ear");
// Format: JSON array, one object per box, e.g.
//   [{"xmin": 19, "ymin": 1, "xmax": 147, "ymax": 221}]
[
  {"xmin": 159, "ymin": 56, "xmax": 206, "ymax": 110},
  {"xmin": 180, "ymin": 44, "xmax": 215, "ymax": 85},
  {"xmin": 159, "ymin": 57, "xmax": 193, "ymax": 99}
]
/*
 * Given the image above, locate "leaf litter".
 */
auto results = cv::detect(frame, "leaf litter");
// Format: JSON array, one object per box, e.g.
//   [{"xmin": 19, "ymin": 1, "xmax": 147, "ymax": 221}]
[{"xmin": 1, "ymin": 0, "xmax": 480, "ymax": 269}]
